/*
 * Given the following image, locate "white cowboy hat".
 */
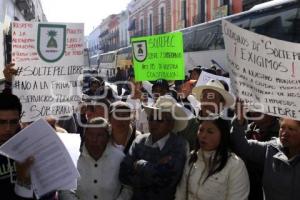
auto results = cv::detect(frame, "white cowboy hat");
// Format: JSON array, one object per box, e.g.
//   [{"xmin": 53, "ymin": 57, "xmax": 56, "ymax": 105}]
[
  {"xmin": 192, "ymin": 79, "xmax": 234, "ymax": 108},
  {"xmin": 143, "ymin": 95, "xmax": 189, "ymax": 133}
]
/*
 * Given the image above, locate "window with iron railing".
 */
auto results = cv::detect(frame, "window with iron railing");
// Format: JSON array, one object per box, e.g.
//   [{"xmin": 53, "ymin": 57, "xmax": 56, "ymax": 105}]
[
  {"xmin": 155, "ymin": 24, "xmax": 165, "ymax": 34},
  {"xmin": 160, "ymin": 7, "xmax": 165, "ymax": 32},
  {"xmin": 132, "ymin": 29, "xmax": 148, "ymax": 37},
  {"xmin": 149, "ymin": 14, "xmax": 153, "ymax": 35},
  {"xmin": 140, "ymin": 18, "xmax": 144, "ymax": 32}
]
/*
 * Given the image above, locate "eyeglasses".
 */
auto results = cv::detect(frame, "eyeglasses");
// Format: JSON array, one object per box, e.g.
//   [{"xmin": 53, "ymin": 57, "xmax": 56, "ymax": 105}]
[{"xmin": 0, "ymin": 119, "xmax": 20, "ymax": 126}]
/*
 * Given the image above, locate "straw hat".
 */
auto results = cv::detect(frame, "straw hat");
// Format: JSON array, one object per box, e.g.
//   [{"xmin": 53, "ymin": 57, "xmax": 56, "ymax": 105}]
[
  {"xmin": 143, "ymin": 95, "xmax": 188, "ymax": 133},
  {"xmin": 192, "ymin": 79, "xmax": 234, "ymax": 108}
]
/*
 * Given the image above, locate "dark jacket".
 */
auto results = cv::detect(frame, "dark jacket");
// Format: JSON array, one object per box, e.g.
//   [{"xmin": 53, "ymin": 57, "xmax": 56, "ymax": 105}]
[
  {"xmin": 123, "ymin": 125, "xmax": 140, "ymax": 155},
  {"xmin": 231, "ymin": 119, "xmax": 300, "ymax": 200},
  {"xmin": 177, "ymin": 118, "xmax": 199, "ymax": 150},
  {"xmin": 245, "ymin": 120, "xmax": 280, "ymax": 200},
  {"xmin": 0, "ymin": 155, "xmax": 21, "ymax": 199},
  {"xmin": 0, "ymin": 155, "xmax": 56, "ymax": 200},
  {"xmin": 119, "ymin": 133, "xmax": 187, "ymax": 200}
]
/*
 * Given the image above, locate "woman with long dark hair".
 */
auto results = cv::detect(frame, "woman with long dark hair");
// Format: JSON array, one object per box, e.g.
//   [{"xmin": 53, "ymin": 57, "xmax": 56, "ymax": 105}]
[{"xmin": 175, "ymin": 117, "xmax": 249, "ymax": 200}]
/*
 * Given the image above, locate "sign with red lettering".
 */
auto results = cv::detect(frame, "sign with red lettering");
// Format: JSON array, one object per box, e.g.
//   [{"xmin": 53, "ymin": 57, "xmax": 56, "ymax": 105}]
[{"xmin": 12, "ymin": 22, "xmax": 84, "ymax": 122}]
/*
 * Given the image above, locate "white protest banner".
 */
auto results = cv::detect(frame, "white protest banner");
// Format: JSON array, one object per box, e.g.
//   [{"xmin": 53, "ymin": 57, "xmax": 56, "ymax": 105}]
[
  {"xmin": 223, "ymin": 20, "xmax": 300, "ymax": 120},
  {"xmin": 196, "ymin": 70, "xmax": 232, "ymax": 94},
  {"xmin": 12, "ymin": 22, "xmax": 84, "ymax": 122}
]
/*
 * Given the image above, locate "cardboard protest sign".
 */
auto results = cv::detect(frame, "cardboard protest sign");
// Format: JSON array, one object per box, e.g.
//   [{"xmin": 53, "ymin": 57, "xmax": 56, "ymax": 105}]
[
  {"xmin": 131, "ymin": 32, "xmax": 185, "ymax": 81},
  {"xmin": 12, "ymin": 22, "xmax": 84, "ymax": 122},
  {"xmin": 223, "ymin": 20, "xmax": 300, "ymax": 120}
]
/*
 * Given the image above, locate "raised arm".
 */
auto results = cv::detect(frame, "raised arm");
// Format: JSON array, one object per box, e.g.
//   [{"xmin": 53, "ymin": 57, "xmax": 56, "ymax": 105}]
[{"xmin": 230, "ymin": 99, "xmax": 272, "ymax": 165}]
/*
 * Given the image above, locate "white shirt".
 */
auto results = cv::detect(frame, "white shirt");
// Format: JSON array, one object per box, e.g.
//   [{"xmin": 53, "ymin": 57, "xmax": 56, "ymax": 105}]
[
  {"xmin": 76, "ymin": 142, "xmax": 132, "ymax": 200},
  {"xmin": 112, "ymin": 125, "xmax": 135, "ymax": 152},
  {"xmin": 145, "ymin": 134, "xmax": 170, "ymax": 150},
  {"xmin": 126, "ymin": 97, "xmax": 152, "ymax": 133},
  {"xmin": 187, "ymin": 94, "xmax": 200, "ymax": 116}
]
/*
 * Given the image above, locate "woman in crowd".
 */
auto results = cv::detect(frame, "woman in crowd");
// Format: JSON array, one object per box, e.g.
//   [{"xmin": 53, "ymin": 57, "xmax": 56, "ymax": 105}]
[
  {"xmin": 179, "ymin": 79, "xmax": 235, "ymax": 150},
  {"xmin": 175, "ymin": 117, "xmax": 249, "ymax": 200},
  {"xmin": 59, "ymin": 117, "xmax": 132, "ymax": 200}
]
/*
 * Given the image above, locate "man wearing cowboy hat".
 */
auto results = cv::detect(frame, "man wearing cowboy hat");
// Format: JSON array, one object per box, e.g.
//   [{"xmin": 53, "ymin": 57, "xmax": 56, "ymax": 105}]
[
  {"xmin": 192, "ymin": 79, "xmax": 234, "ymax": 118},
  {"xmin": 119, "ymin": 95, "xmax": 188, "ymax": 200},
  {"xmin": 177, "ymin": 79, "xmax": 235, "ymax": 150}
]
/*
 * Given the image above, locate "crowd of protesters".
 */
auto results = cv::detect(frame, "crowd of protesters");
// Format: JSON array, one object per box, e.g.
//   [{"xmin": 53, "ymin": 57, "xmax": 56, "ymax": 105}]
[{"xmin": 0, "ymin": 61, "xmax": 300, "ymax": 200}]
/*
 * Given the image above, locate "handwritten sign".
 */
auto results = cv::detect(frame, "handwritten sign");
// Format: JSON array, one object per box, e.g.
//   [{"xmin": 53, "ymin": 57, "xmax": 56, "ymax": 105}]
[
  {"xmin": 223, "ymin": 20, "xmax": 300, "ymax": 120},
  {"xmin": 131, "ymin": 32, "xmax": 185, "ymax": 81},
  {"xmin": 12, "ymin": 22, "xmax": 84, "ymax": 122}
]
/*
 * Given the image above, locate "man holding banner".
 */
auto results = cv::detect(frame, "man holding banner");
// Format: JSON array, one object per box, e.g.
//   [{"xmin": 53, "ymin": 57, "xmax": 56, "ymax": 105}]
[
  {"xmin": 0, "ymin": 92, "xmax": 56, "ymax": 200},
  {"xmin": 223, "ymin": 20, "xmax": 300, "ymax": 200}
]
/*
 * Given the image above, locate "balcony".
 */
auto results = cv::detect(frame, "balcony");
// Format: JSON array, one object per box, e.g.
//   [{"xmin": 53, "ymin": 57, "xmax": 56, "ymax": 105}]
[
  {"xmin": 131, "ymin": 29, "xmax": 147, "ymax": 37},
  {"xmin": 108, "ymin": 44, "xmax": 119, "ymax": 51},
  {"xmin": 155, "ymin": 24, "xmax": 165, "ymax": 34},
  {"xmin": 112, "ymin": 30, "xmax": 119, "ymax": 37},
  {"xmin": 16, "ymin": 0, "xmax": 35, "ymax": 21},
  {"xmin": 16, "ymin": 0, "xmax": 31, "ymax": 11},
  {"xmin": 99, "ymin": 30, "xmax": 109, "ymax": 38},
  {"xmin": 100, "ymin": 43, "xmax": 120, "ymax": 53},
  {"xmin": 106, "ymin": 30, "xmax": 119, "ymax": 40},
  {"xmin": 119, "ymin": 40, "xmax": 129, "ymax": 48},
  {"xmin": 24, "ymin": 3, "xmax": 35, "ymax": 21},
  {"xmin": 128, "ymin": 19, "xmax": 136, "ymax": 31}
]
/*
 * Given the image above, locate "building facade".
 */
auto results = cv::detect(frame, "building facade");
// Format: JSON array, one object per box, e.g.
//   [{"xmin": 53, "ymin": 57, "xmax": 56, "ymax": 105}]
[
  {"xmin": 98, "ymin": 11, "xmax": 131, "ymax": 53},
  {"xmin": 127, "ymin": 0, "xmax": 172, "ymax": 37},
  {"xmin": 0, "ymin": 0, "xmax": 47, "ymax": 81},
  {"xmin": 1, "ymin": 0, "xmax": 46, "ymax": 33},
  {"xmin": 127, "ymin": 0, "xmax": 243, "ymax": 35},
  {"xmin": 171, "ymin": 0, "xmax": 242, "ymax": 30},
  {"xmin": 88, "ymin": 0, "xmax": 269, "ymax": 55},
  {"xmin": 87, "ymin": 25, "xmax": 101, "ymax": 56},
  {"xmin": 32, "ymin": 0, "xmax": 47, "ymax": 22},
  {"xmin": 119, "ymin": 10, "xmax": 130, "ymax": 49},
  {"xmin": 99, "ymin": 14, "xmax": 120, "ymax": 53}
]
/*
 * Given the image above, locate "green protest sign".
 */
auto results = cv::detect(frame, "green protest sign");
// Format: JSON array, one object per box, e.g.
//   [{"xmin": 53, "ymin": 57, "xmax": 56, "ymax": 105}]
[{"xmin": 131, "ymin": 32, "xmax": 185, "ymax": 81}]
